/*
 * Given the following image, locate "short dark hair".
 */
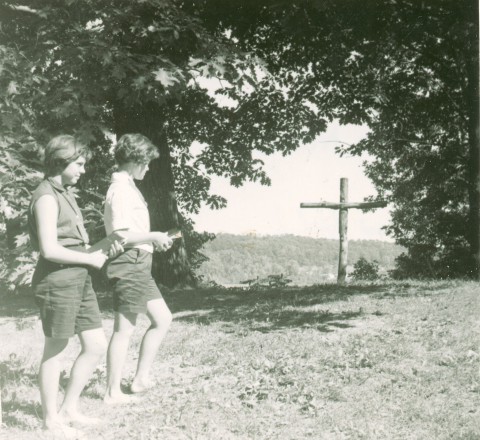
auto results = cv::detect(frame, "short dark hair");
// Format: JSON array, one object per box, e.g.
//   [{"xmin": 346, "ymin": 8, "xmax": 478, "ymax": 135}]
[
  {"xmin": 44, "ymin": 135, "xmax": 91, "ymax": 177},
  {"xmin": 114, "ymin": 133, "xmax": 159, "ymax": 165}
]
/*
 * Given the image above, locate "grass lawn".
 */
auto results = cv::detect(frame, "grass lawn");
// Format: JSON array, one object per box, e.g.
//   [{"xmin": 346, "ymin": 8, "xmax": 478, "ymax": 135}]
[{"xmin": 0, "ymin": 280, "xmax": 479, "ymax": 439}]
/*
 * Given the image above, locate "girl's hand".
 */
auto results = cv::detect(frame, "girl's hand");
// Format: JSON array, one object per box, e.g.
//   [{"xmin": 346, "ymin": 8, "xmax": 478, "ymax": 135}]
[
  {"xmin": 107, "ymin": 240, "xmax": 124, "ymax": 258},
  {"xmin": 152, "ymin": 232, "xmax": 173, "ymax": 252},
  {"xmin": 88, "ymin": 250, "xmax": 109, "ymax": 269}
]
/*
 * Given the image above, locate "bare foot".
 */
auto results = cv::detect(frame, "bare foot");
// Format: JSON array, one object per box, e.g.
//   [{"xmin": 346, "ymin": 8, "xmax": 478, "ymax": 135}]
[
  {"xmin": 130, "ymin": 378, "xmax": 155, "ymax": 394},
  {"xmin": 103, "ymin": 392, "xmax": 140, "ymax": 405},
  {"xmin": 59, "ymin": 410, "xmax": 101, "ymax": 425},
  {"xmin": 44, "ymin": 421, "xmax": 85, "ymax": 439}
]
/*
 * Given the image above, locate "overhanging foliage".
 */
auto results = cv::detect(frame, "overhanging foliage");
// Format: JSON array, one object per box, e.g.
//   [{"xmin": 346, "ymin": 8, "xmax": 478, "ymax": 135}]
[{"xmin": 1, "ymin": 0, "xmax": 478, "ymax": 288}]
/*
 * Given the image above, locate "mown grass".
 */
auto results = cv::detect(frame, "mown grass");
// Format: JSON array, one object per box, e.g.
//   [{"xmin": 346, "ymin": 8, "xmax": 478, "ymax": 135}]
[{"xmin": 0, "ymin": 280, "xmax": 479, "ymax": 439}]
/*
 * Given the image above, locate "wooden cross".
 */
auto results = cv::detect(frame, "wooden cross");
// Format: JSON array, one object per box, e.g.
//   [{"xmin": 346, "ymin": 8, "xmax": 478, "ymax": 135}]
[{"xmin": 300, "ymin": 178, "xmax": 387, "ymax": 284}]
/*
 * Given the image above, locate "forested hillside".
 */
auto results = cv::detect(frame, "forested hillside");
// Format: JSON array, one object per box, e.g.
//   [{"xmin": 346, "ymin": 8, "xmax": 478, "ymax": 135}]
[{"xmin": 196, "ymin": 234, "xmax": 404, "ymax": 285}]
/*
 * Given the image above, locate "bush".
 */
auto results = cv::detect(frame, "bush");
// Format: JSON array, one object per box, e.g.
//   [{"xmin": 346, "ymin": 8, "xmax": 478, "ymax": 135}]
[
  {"xmin": 351, "ymin": 257, "xmax": 380, "ymax": 281},
  {"xmin": 241, "ymin": 274, "xmax": 293, "ymax": 289}
]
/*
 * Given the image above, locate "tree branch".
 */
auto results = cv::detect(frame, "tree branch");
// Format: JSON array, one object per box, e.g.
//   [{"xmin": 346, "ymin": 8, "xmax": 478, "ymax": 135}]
[{"xmin": 4, "ymin": 4, "xmax": 44, "ymax": 16}]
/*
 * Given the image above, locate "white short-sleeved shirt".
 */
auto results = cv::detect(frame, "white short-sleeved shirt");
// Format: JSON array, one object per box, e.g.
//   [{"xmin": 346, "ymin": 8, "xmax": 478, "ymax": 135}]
[{"xmin": 104, "ymin": 171, "xmax": 153, "ymax": 253}]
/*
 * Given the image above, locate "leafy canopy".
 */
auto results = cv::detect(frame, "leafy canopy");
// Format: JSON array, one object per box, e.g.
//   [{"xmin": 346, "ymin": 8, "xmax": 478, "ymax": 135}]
[
  {"xmin": 1, "ymin": 0, "xmax": 477, "ymax": 286},
  {"xmin": 0, "ymin": 0, "xmax": 326, "ymax": 288},
  {"xmin": 205, "ymin": 0, "xmax": 478, "ymax": 277}
]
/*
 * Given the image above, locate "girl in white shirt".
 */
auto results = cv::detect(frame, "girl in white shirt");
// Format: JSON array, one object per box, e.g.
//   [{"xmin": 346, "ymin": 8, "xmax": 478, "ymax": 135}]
[{"xmin": 103, "ymin": 133, "xmax": 173, "ymax": 404}]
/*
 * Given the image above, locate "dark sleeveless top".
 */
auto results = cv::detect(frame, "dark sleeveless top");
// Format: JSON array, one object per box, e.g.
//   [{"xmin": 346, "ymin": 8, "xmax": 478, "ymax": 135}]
[{"xmin": 28, "ymin": 178, "xmax": 90, "ymax": 251}]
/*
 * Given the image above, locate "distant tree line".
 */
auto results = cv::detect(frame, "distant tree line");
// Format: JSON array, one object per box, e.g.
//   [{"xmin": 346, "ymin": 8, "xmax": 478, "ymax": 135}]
[{"xmin": 196, "ymin": 233, "xmax": 403, "ymax": 285}]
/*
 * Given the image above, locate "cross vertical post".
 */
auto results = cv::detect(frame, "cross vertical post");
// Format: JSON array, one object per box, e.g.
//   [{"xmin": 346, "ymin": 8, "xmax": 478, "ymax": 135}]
[
  {"xmin": 338, "ymin": 178, "xmax": 348, "ymax": 284},
  {"xmin": 300, "ymin": 178, "xmax": 387, "ymax": 284}
]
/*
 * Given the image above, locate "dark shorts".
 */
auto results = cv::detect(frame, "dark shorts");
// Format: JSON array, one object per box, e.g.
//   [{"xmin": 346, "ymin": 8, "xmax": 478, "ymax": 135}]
[
  {"xmin": 105, "ymin": 248, "xmax": 162, "ymax": 314},
  {"xmin": 32, "ymin": 259, "xmax": 102, "ymax": 339}
]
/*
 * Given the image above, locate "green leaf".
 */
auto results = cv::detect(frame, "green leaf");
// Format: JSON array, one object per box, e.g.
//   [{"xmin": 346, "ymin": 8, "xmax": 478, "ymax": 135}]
[
  {"xmin": 153, "ymin": 68, "xmax": 180, "ymax": 88},
  {"xmin": 7, "ymin": 81, "xmax": 18, "ymax": 95}
]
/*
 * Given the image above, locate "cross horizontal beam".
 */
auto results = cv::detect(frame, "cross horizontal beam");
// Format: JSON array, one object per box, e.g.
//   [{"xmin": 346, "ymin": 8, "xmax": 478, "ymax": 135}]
[{"xmin": 300, "ymin": 201, "xmax": 387, "ymax": 210}]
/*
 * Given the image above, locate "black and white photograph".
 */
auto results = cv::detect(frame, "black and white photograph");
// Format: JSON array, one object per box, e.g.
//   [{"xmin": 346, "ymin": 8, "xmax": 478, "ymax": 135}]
[{"xmin": 0, "ymin": 1, "xmax": 479, "ymax": 439}]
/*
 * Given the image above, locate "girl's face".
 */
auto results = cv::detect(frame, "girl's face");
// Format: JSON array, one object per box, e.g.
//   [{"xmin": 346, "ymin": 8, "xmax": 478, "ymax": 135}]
[
  {"xmin": 61, "ymin": 156, "xmax": 86, "ymax": 186},
  {"xmin": 132, "ymin": 162, "xmax": 149, "ymax": 180}
]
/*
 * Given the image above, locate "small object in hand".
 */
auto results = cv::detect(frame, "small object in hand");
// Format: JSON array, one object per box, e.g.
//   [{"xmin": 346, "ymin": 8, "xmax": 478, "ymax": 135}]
[{"xmin": 167, "ymin": 228, "xmax": 182, "ymax": 240}]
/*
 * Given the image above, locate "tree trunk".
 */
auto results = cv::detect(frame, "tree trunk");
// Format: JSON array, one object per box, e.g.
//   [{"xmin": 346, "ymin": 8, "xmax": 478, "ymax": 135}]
[
  {"xmin": 466, "ymin": 5, "xmax": 480, "ymax": 280},
  {"xmin": 113, "ymin": 102, "xmax": 195, "ymax": 287}
]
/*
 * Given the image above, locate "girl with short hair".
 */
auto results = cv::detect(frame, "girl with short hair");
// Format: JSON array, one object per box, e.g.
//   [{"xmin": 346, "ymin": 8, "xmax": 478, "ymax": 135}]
[
  {"xmin": 103, "ymin": 133, "xmax": 173, "ymax": 404},
  {"xmin": 29, "ymin": 135, "xmax": 122, "ymax": 436}
]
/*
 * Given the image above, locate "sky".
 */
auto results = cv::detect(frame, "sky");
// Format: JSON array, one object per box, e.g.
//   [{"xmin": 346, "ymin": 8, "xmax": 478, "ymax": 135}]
[{"xmin": 191, "ymin": 121, "xmax": 392, "ymax": 242}]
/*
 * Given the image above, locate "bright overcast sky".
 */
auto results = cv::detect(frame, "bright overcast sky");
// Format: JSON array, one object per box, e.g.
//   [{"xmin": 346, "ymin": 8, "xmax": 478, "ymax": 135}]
[{"xmin": 192, "ymin": 121, "xmax": 392, "ymax": 242}]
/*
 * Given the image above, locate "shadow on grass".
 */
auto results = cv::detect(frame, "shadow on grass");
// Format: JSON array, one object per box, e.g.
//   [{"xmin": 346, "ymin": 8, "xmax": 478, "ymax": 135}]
[
  {"xmin": 0, "ymin": 281, "xmax": 450, "ymax": 329},
  {"xmin": 157, "ymin": 284, "xmax": 386, "ymax": 332},
  {"xmin": 158, "ymin": 281, "xmax": 457, "ymax": 332},
  {"xmin": 0, "ymin": 291, "xmax": 37, "ymax": 319}
]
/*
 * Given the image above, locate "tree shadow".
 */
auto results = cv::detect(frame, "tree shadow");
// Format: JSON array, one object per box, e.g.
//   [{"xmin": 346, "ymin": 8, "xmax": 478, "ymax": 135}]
[
  {"xmin": 161, "ymin": 284, "xmax": 386, "ymax": 333},
  {"xmin": 0, "ymin": 281, "xmax": 449, "ymax": 326},
  {"xmin": 369, "ymin": 281, "xmax": 459, "ymax": 298},
  {"xmin": 0, "ymin": 291, "xmax": 37, "ymax": 319},
  {"xmin": 96, "ymin": 282, "xmax": 448, "ymax": 333}
]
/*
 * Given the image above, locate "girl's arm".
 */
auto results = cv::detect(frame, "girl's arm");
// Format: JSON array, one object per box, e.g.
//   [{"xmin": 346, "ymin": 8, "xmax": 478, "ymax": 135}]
[
  {"xmin": 118, "ymin": 231, "xmax": 172, "ymax": 251},
  {"xmin": 34, "ymin": 195, "xmax": 108, "ymax": 269},
  {"xmin": 106, "ymin": 190, "xmax": 172, "ymax": 251}
]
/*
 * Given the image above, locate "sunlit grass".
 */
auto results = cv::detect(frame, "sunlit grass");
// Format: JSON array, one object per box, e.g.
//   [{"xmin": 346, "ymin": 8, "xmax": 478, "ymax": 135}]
[{"xmin": 1, "ymin": 280, "xmax": 479, "ymax": 439}]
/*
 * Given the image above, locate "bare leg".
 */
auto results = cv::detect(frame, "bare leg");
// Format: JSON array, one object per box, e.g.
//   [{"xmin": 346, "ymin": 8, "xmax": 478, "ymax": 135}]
[
  {"xmin": 59, "ymin": 328, "xmax": 107, "ymax": 424},
  {"xmin": 104, "ymin": 311, "xmax": 138, "ymax": 404},
  {"xmin": 39, "ymin": 337, "xmax": 83, "ymax": 437},
  {"xmin": 39, "ymin": 337, "xmax": 69, "ymax": 427},
  {"xmin": 131, "ymin": 298, "xmax": 172, "ymax": 393}
]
